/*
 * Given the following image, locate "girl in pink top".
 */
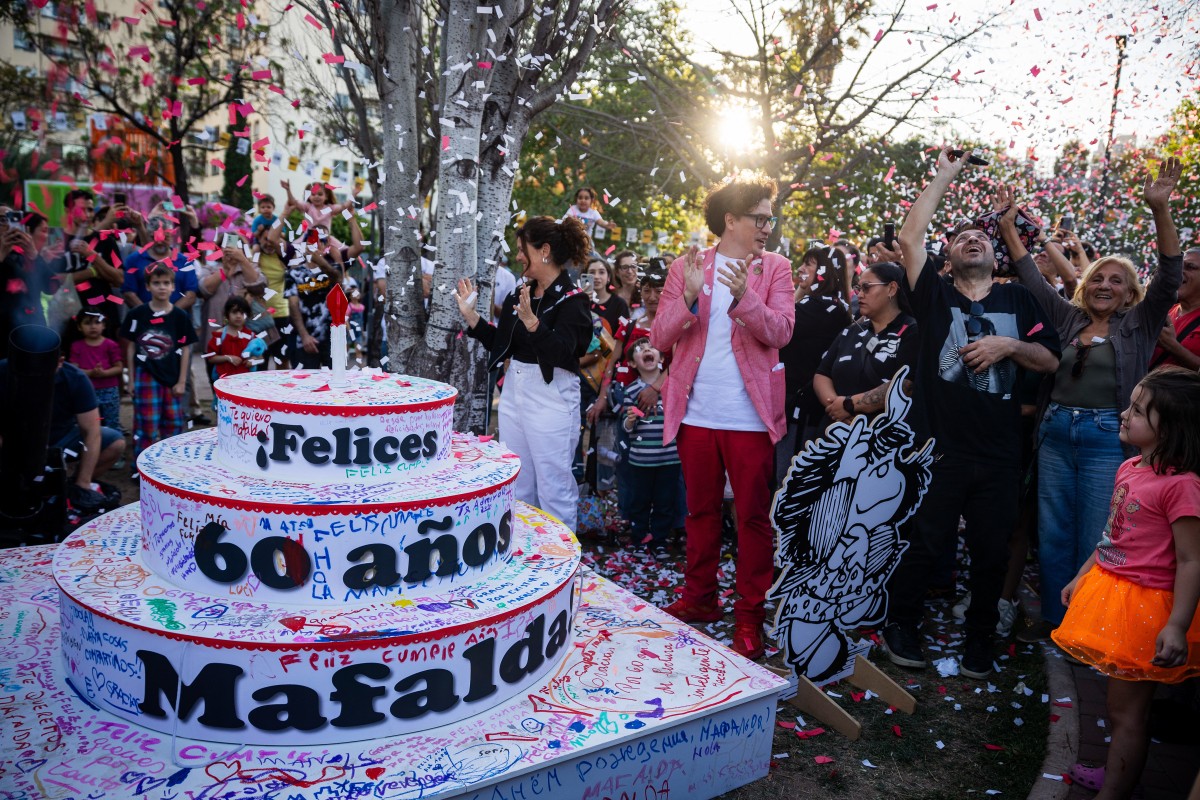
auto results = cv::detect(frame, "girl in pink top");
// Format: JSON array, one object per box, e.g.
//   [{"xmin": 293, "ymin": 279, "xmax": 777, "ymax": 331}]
[
  {"xmin": 1053, "ymin": 367, "xmax": 1200, "ymax": 799},
  {"xmin": 68, "ymin": 311, "xmax": 125, "ymax": 432}
]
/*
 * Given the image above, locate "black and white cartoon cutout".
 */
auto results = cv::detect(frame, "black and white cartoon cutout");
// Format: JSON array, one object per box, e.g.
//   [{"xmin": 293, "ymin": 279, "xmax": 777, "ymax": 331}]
[{"xmin": 770, "ymin": 367, "xmax": 933, "ymax": 684}]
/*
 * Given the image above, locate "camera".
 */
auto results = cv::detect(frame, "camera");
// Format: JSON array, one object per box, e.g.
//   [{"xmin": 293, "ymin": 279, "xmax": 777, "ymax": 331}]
[
  {"xmin": 883, "ymin": 222, "xmax": 896, "ymax": 249},
  {"xmin": 113, "ymin": 191, "xmax": 127, "ymax": 206},
  {"xmin": 5, "ymin": 210, "xmax": 24, "ymax": 232},
  {"xmin": 221, "ymin": 232, "xmax": 239, "ymax": 249}
]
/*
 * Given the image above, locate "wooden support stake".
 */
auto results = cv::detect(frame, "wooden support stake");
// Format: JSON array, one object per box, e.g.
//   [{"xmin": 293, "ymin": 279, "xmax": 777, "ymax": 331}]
[
  {"xmin": 848, "ymin": 655, "xmax": 916, "ymax": 714},
  {"xmin": 766, "ymin": 666, "xmax": 863, "ymax": 741}
]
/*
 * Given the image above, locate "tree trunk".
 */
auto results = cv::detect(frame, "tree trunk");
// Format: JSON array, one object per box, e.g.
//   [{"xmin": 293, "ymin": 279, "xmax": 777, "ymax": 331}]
[
  {"xmin": 405, "ymin": 0, "xmax": 509, "ymax": 431},
  {"xmin": 375, "ymin": 0, "xmax": 427, "ymax": 376}
]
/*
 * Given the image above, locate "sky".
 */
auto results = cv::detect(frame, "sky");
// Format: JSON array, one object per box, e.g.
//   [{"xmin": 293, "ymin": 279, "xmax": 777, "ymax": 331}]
[{"xmin": 680, "ymin": 0, "xmax": 1200, "ymax": 163}]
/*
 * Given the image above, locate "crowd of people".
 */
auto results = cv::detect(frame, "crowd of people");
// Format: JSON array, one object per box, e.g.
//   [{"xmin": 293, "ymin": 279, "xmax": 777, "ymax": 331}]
[
  {"xmin": 2, "ymin": 149, "xmax": 1199, "ymax": 800},
  {"xmin": 0, "ymin": 182, "xmax": 373, "ymax": 511},
  {"xmin": 451, "ymin": 163, "xmax": 1197, "ymax": 800}
]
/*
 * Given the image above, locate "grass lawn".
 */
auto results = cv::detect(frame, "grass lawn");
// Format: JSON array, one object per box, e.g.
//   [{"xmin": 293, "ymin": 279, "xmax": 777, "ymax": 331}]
[{"xmin": 581, "ymin": 529, "xmax": 1051, "ymax": 800}]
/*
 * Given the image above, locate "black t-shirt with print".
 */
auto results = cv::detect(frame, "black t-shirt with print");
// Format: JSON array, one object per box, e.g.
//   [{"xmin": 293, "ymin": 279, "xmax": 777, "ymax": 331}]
[
  {"xmin": 909, "ymin": 253, "xmax": 1060, "ymax": 465},
  {"xmin": 816, "ymin": 313, "xmax": 920, "ymax": 404},
  {"xmin": 119, "ymin": 304, "xmax": 198, "ymax": 388},
  {"xmin": 284, "ymin": 261, "xmax": 338, "ymax": 344}
]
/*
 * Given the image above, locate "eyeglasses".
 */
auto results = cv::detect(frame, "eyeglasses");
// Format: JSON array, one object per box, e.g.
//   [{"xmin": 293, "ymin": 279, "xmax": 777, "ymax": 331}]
[
  {"xmin": 858, "ymin": 281, "xmax": 889, "ymax": 292},
  {"xmin": 965, "ymin": 302, "xmax": 987, "ymax": 337},
  {"xmin": 618, "ymin": 263, "xmax": 638, "ymax": 271},
  {"xmin": 743, "ymin": 214, "xmax": 778, "ymax": 230},
  {"xmin": 1071, "ymin": 343, "xmax": 1091, "ymax": 378}
]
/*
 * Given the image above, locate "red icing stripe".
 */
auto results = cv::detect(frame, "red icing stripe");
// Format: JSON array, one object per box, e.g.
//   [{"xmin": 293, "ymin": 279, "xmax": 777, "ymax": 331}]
[
  {"xmin": 138, "ymin": 468, "xmax": 519, "ymax": 517},
  {"xmin": 214, "ymin": 385, "xmax": 457, "ymax": 417},
  {"xmin": 54, "ymin": 566, "xmax": 577, "ymax": 652}
]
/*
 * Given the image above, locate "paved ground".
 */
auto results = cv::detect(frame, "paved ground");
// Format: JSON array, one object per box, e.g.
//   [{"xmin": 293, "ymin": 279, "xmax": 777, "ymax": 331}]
[{"xmin": 1025, "ymin": 587, "xmax": 1200, "ymax": 800}]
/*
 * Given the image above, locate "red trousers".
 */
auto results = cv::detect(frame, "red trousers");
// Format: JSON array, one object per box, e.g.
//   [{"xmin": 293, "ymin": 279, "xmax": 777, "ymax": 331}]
[{"xmin": 676, "ymin": 423, "xmax": 776, "ymax": 624}]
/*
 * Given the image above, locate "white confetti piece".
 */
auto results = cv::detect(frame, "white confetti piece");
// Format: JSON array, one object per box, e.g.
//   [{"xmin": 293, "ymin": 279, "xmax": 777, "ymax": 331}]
[
  {"xmin": 861, "ymin": 759, "xmax": 878, "ymax": 769},
  {"xmin": 934, "ymin": 657, "xmax": 959, "ymax": 677}
]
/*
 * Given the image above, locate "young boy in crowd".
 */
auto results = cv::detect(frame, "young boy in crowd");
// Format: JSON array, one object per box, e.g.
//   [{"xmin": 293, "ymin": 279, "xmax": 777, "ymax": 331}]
[
  {"xmin": 205, "ymin": 296, "xmax": 255, "ymax": 379},
  {"xmin": 612, "ymin": 337, "xmax": 679, "ymax": 557},
  {"xmin": 68, "ymin": 311, "xmax": 125, "ymax": 433},
  {"xmin": 119, "ymin": 264, "xmax": 197, "ymax": 469},
  {"xmin": 250, "ymin": 194, "xmax": 277, "ymax": 237}
]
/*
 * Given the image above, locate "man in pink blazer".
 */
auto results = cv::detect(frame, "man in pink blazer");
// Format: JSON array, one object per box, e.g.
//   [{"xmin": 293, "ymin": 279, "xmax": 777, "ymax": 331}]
[{"xmin": 651, "ymin": 175, "xmax": 796, "ymax": 659}]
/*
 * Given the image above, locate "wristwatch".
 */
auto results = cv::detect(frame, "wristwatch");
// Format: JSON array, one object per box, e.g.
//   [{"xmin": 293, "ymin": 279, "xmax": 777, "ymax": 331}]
[{"xmin": 842, "ymin": 396, "xmax": 855, "ymax": 415}]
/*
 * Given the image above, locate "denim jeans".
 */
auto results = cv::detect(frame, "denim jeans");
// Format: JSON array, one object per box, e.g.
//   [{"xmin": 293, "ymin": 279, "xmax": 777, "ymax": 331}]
[
  {"xmin": 94, "ymin": 386, "xmax": 123, "ymax": 434},
  {"xmin": 1036, "ymin": 404, "xmax": 1125, "ymax": 625}
]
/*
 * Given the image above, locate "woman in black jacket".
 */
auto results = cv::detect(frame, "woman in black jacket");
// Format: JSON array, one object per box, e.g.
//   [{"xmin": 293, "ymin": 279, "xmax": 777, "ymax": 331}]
[{"xmin": 457, "ymin": 216, "xmax": 593, "ymax": 530}]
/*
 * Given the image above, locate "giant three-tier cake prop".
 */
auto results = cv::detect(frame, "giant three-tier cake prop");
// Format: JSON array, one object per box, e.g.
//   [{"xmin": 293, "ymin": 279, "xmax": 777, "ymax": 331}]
[{"xmin": 2, "ymin": 361, "xmax": 786, "ymax": 799}]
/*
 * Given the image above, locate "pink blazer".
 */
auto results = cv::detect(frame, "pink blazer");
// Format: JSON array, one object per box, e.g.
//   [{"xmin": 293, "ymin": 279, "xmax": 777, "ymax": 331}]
[{"xmin": 651, "ymin": 247, "xmax": 795, "ymax": 445}]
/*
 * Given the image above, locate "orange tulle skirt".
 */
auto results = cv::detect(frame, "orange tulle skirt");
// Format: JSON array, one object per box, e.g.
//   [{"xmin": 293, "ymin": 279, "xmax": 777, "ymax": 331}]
[{"xmin": 1052, "ymin": 565, "xmax": 1200, "ymax": 683}]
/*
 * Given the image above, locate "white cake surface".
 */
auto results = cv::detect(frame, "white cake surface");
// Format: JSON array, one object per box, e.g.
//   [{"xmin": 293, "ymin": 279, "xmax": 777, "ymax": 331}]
[
  {"xmin": 214, "ymin": 369, "xmax": 458, "ymax": 485},
  {"xmin": 138, "ymin": 428, "xmax": 519, "ymax": 603},
  {"xmin": 54, "ymin": 502, "xmax": 581, "ymax": 744}
]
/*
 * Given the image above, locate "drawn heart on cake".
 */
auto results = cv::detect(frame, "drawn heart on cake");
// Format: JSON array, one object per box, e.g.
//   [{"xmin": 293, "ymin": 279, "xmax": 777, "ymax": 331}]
[
  {"xmin": 365, "ymin": 766, "xmax": 386, "ymax": 780},
  {"xmin": 279, "ymin": 615, "xmax": 307, "ymax": 632},
  {"xmin": 205, "ymin": 760, "xmax": 242, "ymax": 783},
  {"xmin": 318, "ymin": 765, "xmax": 347, "ymax": 782},
  {"xmin": 89, "ymin": 667, "xmax": 108, "ymax": 696}
]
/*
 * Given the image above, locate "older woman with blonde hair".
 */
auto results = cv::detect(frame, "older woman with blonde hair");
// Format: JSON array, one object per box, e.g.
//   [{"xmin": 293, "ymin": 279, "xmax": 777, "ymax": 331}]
[{"xmin": 998, "ymin": 161, "xmax": 1184, "ymax": 639}]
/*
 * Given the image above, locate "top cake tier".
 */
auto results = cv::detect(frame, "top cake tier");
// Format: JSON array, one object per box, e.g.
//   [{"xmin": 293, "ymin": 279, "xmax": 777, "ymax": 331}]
[{"xmin": 214, "ymin": 370, "xmax": 457, "ymax": 484}]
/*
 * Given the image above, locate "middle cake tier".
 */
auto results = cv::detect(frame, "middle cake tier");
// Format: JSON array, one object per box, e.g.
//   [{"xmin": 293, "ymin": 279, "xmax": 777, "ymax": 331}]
[{"xmin": 138, "ymin": 427, "xmax": 520, "ymax": 604}]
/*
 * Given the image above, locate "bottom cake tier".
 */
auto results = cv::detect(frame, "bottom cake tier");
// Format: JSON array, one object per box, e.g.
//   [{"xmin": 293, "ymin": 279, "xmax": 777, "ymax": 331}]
[
  {"xmin": 3, "ymin": 543, "xmax": 788, "ymax": 800},
  {"xmin": 51, "ymin": 502, "xmax": 580, "ymax": 745}
]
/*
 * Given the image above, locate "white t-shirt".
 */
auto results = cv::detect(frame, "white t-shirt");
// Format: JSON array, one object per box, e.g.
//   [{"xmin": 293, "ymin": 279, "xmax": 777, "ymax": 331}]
[
  {"xmin": 681, "ymin": 252, "xmax": 767, "ymax": 432},
  {"xmin": 492, "ymin": 266, "xmax": 516, "ymax": 322},
  {"xmin": 567, "ymin": 205, "xmax": 603, "ymax": 238}
]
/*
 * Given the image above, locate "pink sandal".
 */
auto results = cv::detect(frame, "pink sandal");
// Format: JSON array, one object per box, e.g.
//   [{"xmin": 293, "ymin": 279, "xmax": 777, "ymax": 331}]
[{"xmin": 1069, "ymin": 762, "xmax": 1105, "ymax": 792}]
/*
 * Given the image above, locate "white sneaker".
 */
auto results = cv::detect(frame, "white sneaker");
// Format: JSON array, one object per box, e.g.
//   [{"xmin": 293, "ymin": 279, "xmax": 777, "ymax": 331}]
[
  {"xmin": 952, "ymin": 592, "xmax": 971, "ymax": 621},
  {"xmin": 996, "ymin": 597, "xmax": 1019, "ymax": 638}
]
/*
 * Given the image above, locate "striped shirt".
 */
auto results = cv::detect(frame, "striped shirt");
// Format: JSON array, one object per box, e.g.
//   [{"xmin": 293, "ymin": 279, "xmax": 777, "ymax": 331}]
[{"xmin": 615, "ymin": 378, "xmax": 680, "ymax": 467}]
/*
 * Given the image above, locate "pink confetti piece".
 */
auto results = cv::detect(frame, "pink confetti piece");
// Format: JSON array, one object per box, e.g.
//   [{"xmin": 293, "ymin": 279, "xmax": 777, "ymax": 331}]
[
  {"xmin": 814, "ymin": 756, "xmax": 834, "ymax": 764},
  {"xmin": 1027, "ymin": 322, "xmax": 1044, "ymax": 335},
  {"xmin": 1030, "ymin": 65, "xmax": 1041, "ymax": 77},
  {"xmin": 303, "ymin": 13, "xmax": 322, "ymax": 28},
  {"xmin": 1033, "ymin": 8, "xmax": 1042, "ymax": 20}
]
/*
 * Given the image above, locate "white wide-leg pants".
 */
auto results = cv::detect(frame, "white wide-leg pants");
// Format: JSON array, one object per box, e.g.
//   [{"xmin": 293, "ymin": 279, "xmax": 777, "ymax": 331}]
[{"xmin": 498, "ymin": 362, "xmax": 581, "ymax": 532}]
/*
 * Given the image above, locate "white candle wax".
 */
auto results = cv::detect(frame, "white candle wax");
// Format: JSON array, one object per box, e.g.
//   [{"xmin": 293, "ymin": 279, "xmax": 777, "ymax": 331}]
[{"xmin": 331, "ymin": 324, "xmax": 348, "ymax": 386}]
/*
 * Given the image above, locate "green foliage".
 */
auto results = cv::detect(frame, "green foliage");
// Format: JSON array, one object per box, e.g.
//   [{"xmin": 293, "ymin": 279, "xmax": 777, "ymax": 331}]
[
  {"xmin": 25, "ymin": 0, "xmax": 268, "ymax": 203},
  {"xmin": 511, "ymin": 0, "xmax": 708, "ymax": 260},
  {"xmin": 221, "ymin": 124, "xmax": 254, "ymax": 210}
]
